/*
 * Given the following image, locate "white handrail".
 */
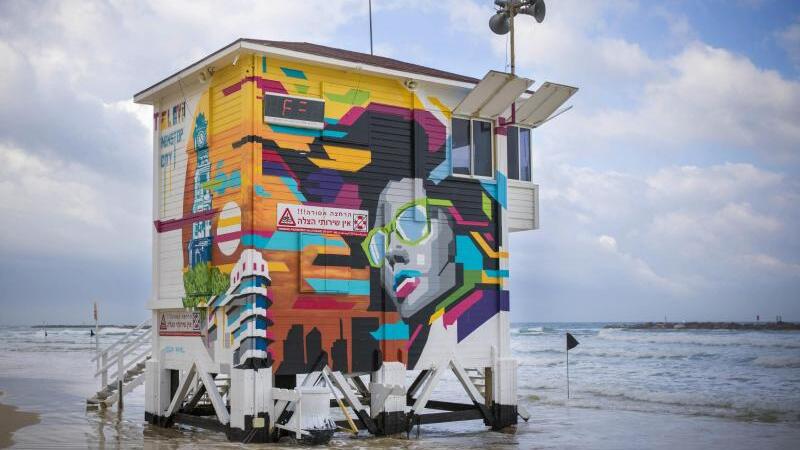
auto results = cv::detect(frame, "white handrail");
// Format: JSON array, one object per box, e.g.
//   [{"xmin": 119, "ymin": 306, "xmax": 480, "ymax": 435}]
[
  {"xmin": 108, "ymin": 346, "xmax": 151, "ymax": 381},
  {"xmin": 95, "ymin": 328, "xmax": 151, "ymax": 377},
  {"xmin": 91, "ymin": 318, "xmax": 151, "ymax": 362}
]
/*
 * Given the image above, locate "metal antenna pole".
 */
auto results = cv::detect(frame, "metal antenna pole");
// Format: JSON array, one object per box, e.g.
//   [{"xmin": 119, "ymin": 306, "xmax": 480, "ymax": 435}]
[
  {"xmin": 509, "ymin": 6, "xmax": 515, "ymax": 75},
  {"xmin": 566, "ymin": 346, "xmax": 569, "ymax": 399},
  {"xmin": 369, "ymin": 0, "xmax": 374, "ymax": 55}
]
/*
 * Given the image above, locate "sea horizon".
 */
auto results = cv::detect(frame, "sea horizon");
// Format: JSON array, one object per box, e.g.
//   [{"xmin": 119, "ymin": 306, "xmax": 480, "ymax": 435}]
[{"xmin": 7, "ymin": 319, "xmax": 797, "ymax": 328}]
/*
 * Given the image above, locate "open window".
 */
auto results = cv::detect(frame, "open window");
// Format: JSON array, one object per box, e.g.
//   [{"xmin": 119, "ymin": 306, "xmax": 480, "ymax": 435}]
[
  {"xmin": 507, "ymin": 126, "xmax": 532, "ymax": 182},
  {"xmin": 452, "ymin": 117, "xmax": 494, "ymax": 178}
]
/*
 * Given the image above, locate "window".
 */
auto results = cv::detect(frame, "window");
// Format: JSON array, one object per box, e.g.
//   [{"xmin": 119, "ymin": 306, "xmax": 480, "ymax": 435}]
[
  {"xmin": 507, "ymin": 126, "xmax": 532, "ymax": 182},
  {"xmin": 452, "ymin": 118, "xmax": 471, "ymax": 175},
  {"xmin": 451, "ymin": 118, "xmax": 494, "ymax": 178}
]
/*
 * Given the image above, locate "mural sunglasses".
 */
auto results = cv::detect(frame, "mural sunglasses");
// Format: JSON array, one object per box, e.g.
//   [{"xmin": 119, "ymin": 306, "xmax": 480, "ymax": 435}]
[{"xmin": 361, "ymin": 198, "xmax": 452, "ymax": 268}]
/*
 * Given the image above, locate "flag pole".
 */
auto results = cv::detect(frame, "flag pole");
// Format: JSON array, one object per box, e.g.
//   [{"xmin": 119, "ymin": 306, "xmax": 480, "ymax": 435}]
[{"xmin": 566, "ymin": 332, "xmax": 579, "ymax": 400}]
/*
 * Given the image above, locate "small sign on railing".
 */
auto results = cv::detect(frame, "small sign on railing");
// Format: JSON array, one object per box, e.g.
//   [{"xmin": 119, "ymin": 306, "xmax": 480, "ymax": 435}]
[{"xmin": 159, "ymin": 311, "xmax": 201, "ymax": 336}]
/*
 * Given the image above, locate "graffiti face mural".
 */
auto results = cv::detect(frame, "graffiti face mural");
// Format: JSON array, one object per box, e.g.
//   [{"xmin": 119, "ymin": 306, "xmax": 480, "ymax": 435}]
[
  {"xmin": 364, "ymin": 178, "xmax": 456, "ymax": 319},
  {"xmin": 154, "ymin": 53, "xmax": 510, "ymax": 373}
]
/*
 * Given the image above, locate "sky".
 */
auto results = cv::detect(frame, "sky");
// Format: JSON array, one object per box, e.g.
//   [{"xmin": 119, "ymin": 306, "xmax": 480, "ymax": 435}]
[{"xmin": 0, "ymin": 0, "xmax": 798, "ymax": 325}]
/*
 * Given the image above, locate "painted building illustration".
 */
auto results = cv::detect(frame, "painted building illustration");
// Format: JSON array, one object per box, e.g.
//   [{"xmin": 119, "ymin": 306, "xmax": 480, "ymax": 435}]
[
  {"xmin": 188, "ymin": 114, "xmax": 212, "ymax": 268},
  {"xmin": 135, "ymin": 39, "xmax": 576, "ymax": 443}
]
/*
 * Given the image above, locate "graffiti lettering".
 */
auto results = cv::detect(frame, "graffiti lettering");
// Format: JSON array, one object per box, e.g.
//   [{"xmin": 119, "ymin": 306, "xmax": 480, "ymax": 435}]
[{"xmin": 160, "ymin": 129, "xmax": 184, "ymax": 148}]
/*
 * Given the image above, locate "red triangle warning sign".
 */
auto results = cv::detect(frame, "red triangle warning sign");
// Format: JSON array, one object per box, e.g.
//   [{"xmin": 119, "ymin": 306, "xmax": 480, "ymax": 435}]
[{"xmin": 279, "ymin": 208, "xmax": 296, "ymax": 226}]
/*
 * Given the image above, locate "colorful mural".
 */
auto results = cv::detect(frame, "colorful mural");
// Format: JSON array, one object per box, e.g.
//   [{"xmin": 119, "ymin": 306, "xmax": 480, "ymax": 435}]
[{"xmin": 156, "ymin": 54, "xmax": 510, "ymax": 373}]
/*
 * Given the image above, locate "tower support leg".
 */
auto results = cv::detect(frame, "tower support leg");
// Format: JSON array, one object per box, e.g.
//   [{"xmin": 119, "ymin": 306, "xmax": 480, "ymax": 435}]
[
  {"xmin": 490, "ymin": 357, "xmax": 518, "ymax": 430},
  {"xmin": 144, "ymin": 360, "xmax": 173, "ymax": 427},
  {"xmin": 370, "ymin": 362, "xmax": 406, "ymax": 435},
  {"xmin": 227, "ymin": 368, "xmax": 273, "ymax": 443}
]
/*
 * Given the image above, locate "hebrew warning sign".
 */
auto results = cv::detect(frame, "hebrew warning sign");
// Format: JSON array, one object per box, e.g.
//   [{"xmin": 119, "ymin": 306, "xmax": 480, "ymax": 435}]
[
  {"xmin": 158, "ymin": 311, "xmax": 202, "ymax": 336},
  {"xmin": 276, "ymin": 203, "xmax": 369, "ymax": 236}
]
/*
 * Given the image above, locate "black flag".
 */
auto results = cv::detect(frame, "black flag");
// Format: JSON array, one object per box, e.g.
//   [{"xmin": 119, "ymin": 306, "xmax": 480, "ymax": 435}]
[{"xmin": 566, "ymin": 332, "xmax": 579, "ymax": 351}]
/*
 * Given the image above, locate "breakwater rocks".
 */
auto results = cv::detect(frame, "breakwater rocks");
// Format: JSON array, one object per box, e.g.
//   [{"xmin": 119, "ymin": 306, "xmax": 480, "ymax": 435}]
[{"xmin": 605, "ymin": 322, "xmax": 800, "ymax": 331}]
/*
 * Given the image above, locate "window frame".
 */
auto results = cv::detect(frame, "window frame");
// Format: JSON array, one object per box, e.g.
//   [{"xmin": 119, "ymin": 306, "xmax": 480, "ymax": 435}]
[
  {"xmin": 451, "ymin": 116, "xmax": 495, "ymax": 180},
  {"xmin": 508, "ymin": 125, "xmax": 533, "ymax": 183}
]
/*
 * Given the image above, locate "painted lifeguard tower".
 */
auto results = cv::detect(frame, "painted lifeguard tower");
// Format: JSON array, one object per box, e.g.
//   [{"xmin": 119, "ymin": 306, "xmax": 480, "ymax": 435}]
[{"xmin": 130, "ymin": 38, "xmax": 575, "ymax": 443}]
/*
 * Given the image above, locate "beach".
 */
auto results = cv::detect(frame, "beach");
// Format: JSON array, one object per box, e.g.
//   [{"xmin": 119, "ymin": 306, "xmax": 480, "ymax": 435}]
[
  {"xmin": 0, "ymin": 392, "xmax": 39, "ymax": 449},
  {"xmin": 0, "ymin": 324, "xmax": 798, "ymax": 448}
]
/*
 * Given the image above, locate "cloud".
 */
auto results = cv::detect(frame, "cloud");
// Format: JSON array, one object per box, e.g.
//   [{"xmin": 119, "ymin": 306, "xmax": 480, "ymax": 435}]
[
  {"xmin": 1, "ymin": 0, "xmax": 798, "ymax": 324},
  {"xmin": 0, "ymin": 0, "xmax": 369, "ymax": 324},
  {"xmin": 776, "ymin": 17, "xmax": 800, "ymax": 68},
  {"xmin": 739, "ymin": 253, "xmax": 800, "ymax": 275},
  {"xmin": 646, "ymin": 163, "xmax": 783, "ymax": 204},
  {"xmin": 449, "ymin": 1, "xmax": 800, "ymax": 164},
  {"xmin": 0, "ymin": 144, "xmax": 150, "ymax": 261},
  {"xmin": 511, "ymin": 161, "xmax": 799, "ymax": 321},
  {"xmin": 575, "ymin": 43, "xmax": 800, "ymax": 162}
]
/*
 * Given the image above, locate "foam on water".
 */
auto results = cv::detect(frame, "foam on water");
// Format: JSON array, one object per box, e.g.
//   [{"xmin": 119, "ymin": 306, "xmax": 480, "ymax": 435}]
[{"xmin": 513, "ymin": 323, "xmax": 800, "ymax": 424}]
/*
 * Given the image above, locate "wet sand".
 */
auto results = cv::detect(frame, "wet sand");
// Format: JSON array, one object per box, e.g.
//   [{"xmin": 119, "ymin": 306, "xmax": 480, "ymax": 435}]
[{"xmin": 0, "ymin": 392, "xmax": 40, "ymax": 449}]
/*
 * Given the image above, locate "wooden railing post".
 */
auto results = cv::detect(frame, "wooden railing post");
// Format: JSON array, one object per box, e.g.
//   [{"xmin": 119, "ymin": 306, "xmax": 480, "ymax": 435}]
[
  {"xmin": 117, "ymin": 355, "xmax": 124, "ymax": 386},
  {"xmin": 118, "ymin": 379, "xmax": 124, "ymax": 411}
]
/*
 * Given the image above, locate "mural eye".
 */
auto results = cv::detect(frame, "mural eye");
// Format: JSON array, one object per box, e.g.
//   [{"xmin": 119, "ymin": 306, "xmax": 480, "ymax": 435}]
[
  {"xmin": 396, "ymin": 204, "xmax": 428, "ymax": 242},
  {"xmin": 368, "ymin": 230, "xmax": 387, "ymax": 266}
]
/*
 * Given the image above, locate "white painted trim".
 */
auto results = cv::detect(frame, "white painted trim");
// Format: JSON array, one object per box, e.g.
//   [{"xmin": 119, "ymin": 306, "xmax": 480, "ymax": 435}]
[
  {"xmin": 450, "ymin": 116, "xmax": 495, "ymax": 180},
  {"xmin": 508, "ymin": 179, "xmax": 537, "ymax": 189}
]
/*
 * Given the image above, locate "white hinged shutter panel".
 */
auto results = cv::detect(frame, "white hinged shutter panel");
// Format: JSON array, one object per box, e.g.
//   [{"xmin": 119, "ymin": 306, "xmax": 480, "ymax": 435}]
[
  {"xmin": 516, "ymin": 82, "xmax": 578, "ymax": 126},
  {"xmin": 453, "ymin": 71, "xmax": 533, "ymax": 118}
]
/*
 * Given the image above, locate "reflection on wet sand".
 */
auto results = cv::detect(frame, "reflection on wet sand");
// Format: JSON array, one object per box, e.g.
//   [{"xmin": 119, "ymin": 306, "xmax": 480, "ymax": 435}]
[{"xmin": 0, "ymin": 392, "xmax": 40, "ymax": 449}]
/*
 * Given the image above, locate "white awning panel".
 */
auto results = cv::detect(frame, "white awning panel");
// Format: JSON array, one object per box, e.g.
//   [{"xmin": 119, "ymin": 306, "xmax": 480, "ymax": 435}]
[
  {"xmin": 516, "ymin": 82, "xmax": 578, "ymax": 127},
  {"xmin": 453, "ymin": 70, "xmax": 533, "ymax": 118}
]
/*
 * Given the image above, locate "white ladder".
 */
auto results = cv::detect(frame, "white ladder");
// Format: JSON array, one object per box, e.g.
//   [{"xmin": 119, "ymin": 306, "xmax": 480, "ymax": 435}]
[{"xmin": 465, "ymin": 367, "xmax": 486, "ymax": 397}]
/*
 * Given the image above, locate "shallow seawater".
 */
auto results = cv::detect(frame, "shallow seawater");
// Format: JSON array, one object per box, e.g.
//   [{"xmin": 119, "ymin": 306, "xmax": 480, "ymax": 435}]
[{"xmin": 1, "ymin": 324, "xmax": 799, "ymax": 449}]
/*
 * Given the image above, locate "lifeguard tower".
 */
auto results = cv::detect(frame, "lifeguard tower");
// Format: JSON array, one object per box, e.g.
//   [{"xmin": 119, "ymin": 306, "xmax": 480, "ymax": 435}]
[{"xmin": 124, "ymin": 37, "xmax": 575, "ymax": 443}]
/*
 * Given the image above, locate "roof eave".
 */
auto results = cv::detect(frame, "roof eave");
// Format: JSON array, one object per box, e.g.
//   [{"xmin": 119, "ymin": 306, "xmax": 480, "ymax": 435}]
[
  {"xmin": 240, "ymin": 40, "xmax": 478, "ymax": 90},
  {"xmin": 133, "ymin": 39, "xmax": 244, "ymax": 104},
  {"xmin": 133, "ymin": 39, "xmax": 480, "ymax": 104}
]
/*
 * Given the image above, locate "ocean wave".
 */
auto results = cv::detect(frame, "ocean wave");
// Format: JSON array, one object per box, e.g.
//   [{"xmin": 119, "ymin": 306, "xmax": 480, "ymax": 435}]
[
  {"xmin": 596, "ymin": 328, "xmax": 800, "ymax": 349},
  {"xmin": 99, "ymin": 327, "xmax": 140, "ymax": 335},
  {"xmin": 556, "ymin": 387, "xmax": 799, "ymax": 423},
  {"xmin": 752, "ymin": 355, "xmax": 800, "ymax": 368},
  {"xmin": 522, "ymin": 389, "xmax": 796, "ymax": 424},
  {"xmin": 512, "ymin": 326, "xmax": 554, "ymax": 335},
  {"xmin": 515, "ymin": 345, "xmax": 720, "ymax": 361},
  {"xmin": 512, "ymin": 347, "xmax": 562, "ymax": 356}
]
